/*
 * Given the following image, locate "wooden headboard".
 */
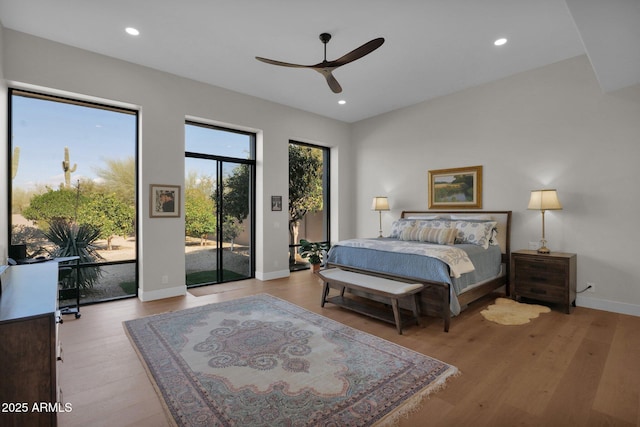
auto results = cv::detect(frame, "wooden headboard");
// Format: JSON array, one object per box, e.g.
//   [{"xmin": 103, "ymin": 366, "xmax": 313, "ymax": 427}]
[{"xmin": 400, "ymin": 210, "xmax": 512, "ymax": 262}]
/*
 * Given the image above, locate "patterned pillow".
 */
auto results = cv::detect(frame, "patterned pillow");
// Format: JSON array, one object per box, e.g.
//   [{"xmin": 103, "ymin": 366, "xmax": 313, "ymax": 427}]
[
  {"xmin": 399, "ymin": 226, "xmax": 421, "ymax": 241},
  {"xmin": 414, "ymin": 219, "xmax": 452, "ymax": 229},
  {"xmin": 389, "ymin": 219, "xmax": 415, "ymax": 238},
  {"xmin": 419, "ymin": 227, "xmax": 457, "ymax": 245},
  {"xmin": 454, "ymin": 221, "xmax": 497, "ymax": 249},
  {"xmin": 399, "ymin": 226, "xmax": 456, "ymax": 245}
]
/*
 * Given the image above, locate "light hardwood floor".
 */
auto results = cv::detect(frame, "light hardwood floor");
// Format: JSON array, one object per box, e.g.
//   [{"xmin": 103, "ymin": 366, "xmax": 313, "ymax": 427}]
[{"xmin": 58, "ymin": 272, "xmax": 640, "ymax": 427}]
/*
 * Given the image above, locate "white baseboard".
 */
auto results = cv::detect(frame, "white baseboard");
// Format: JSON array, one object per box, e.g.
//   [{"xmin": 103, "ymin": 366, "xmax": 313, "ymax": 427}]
[
  {"xmin": 255, "ymin": 269, "xmax": 290, "ymax": 281},
  {"xmin": 576, "ymin": 295, "xmax": 640, "ymax": 317},
  {"xmin": 138, "ymin": 284, "xmax": 186, "ymax": 302}
]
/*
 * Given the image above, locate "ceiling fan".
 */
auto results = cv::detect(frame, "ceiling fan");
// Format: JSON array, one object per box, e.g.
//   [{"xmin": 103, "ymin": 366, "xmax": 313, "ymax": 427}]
[{"xmin": 255, "ymin": 33, "xmax": 385, "ymax": 94}]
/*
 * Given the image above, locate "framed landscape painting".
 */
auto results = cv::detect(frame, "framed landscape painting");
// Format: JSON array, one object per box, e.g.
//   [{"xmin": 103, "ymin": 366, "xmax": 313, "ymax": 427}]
[
  {"xmin": 428, "ymin": 165, "xmax": 482, "ymax": 209},
  {"xmin": 150, "ymin": 184, "xmax": 181, "ymax": 218}
]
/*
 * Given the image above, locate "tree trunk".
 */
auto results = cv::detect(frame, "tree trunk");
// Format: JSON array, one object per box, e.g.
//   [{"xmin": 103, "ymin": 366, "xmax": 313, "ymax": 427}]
[{"xmin": 289, "ymin": 220, "xmax": 299, "ymax": 264}]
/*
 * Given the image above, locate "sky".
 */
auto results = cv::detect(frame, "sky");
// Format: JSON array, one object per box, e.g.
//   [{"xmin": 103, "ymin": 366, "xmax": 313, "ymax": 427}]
[
  {"xmin": 10, "ymin": 94, "xmax": 253, "ymax": 192},
  {"xmin": 11, "ymin": 94, "xmax": 136, "ymax": 191}
]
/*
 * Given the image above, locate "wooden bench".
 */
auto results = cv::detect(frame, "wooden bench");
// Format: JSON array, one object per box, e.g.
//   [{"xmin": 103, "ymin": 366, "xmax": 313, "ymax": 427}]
[{"xmin": 316, "ymin": 268, "xmax": 424, "ymax": 334}]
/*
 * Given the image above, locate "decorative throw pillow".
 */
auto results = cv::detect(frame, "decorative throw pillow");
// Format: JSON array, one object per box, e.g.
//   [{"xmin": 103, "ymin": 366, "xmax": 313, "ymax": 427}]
[
  {"xmin": 454, "ymin": 221, "xmax": 497, "ymax": 249},
  {"xmin": 389, "ymin": 219, "xmax": 415, "ymax": 238},
  {"xmin": 399, "ymin": 226, "xmax": 422, "ymax": 241},
  {"xmin": 419, "ymin": 227, "xmax": 457, "ymax": 245},
  {"xmin": 414, "ymin": 219, "xmax": 452, "ymax": 229}
]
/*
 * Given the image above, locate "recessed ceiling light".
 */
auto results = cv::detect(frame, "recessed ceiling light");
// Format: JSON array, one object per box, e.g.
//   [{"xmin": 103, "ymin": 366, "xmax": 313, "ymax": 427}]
[
  {"xmin": 338, "ymin": 100, "xmax": 346, "ymax": 105},
  {"xmin": 125, "ymin": 27, "xmax": 140, "ymax": 36},
  {"xmin": 494, "ymin": 38, "xmax": 507, "ymax": 46}
]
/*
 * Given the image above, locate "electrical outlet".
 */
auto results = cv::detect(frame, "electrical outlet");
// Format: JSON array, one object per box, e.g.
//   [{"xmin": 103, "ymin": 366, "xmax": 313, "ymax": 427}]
[
  {"xmin": 161, "ymin": 275, "xmax": 169, "ymax": 284},
  {"xmin": 586, "ymin": 282, "xmax": 595, "ymax": 292}
]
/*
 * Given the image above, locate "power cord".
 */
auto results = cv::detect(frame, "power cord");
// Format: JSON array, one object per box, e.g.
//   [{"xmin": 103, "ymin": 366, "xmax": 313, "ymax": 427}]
[{"xmin": 576, "ymin": 284, "xmax": 592, "ymax": 294}]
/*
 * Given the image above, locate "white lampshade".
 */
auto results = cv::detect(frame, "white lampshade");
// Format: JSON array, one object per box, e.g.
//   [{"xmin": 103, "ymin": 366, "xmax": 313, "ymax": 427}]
[
  {"xmin": 371, "ymin": 196, "xmax": 390, "ymax": 211},
  {"xmin": 527, "ymin": 189, "xmax": 562, "ymax": 211},
  {"xmin": 528, "ymin": 189, "xmax": 562, "ymax": 254}
]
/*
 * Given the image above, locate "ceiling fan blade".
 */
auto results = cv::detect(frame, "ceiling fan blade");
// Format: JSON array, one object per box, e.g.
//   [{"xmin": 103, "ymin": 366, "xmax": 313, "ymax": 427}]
[
  {"xmin": 330, "ymin": 37, "xmax": 385, "ymax": 67},
  {"xmin": 255, "ymin": 56, "xmax": 310, "ymax": 68},
  {"xmin": 321, "ymin": 71, "xmax": 342, "ymax": 93}
]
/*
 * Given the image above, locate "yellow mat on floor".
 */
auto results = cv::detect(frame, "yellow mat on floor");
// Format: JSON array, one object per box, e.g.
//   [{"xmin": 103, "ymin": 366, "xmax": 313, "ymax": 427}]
[{"xmin": 481, "ymin": 297, "xmax": 551, "ymax": 325}]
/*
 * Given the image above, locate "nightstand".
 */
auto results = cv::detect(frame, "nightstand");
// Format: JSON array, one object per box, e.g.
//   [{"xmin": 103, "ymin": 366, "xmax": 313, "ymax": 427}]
[{"xmin": 510, "ymin": 249, "xmax": 577, "ymax": 314}]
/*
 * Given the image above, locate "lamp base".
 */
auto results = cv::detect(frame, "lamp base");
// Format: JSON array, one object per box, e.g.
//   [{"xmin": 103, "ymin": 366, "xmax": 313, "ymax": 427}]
[{"xmin": 537, "ymin": 246, "xmax": 551, "ymax": 254}]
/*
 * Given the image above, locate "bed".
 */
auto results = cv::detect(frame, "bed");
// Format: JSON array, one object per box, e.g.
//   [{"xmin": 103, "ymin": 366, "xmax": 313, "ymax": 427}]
[{"xmin": 325, "ymin": 210, "xmax": 511, "ymax": 331}]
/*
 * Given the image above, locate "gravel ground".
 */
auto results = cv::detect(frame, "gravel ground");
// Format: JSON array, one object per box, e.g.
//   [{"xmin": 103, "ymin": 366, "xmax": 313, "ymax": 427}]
[{"xmin": 67, "ymin": 237, "xmax": 250, "ymax": 304}]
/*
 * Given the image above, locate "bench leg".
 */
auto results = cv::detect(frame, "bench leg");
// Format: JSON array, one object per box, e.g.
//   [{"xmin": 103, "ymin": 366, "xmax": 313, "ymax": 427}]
[{"xmin": 391, "ymin": 298, "xmax": 402, "ymax": 334}]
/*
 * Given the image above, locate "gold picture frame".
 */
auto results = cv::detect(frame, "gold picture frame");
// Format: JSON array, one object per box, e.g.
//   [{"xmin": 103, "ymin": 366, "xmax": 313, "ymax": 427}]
[
  {"xmin": 150, "ymin": 184, "xmax": 181, "ymax": 218},
  {"xmin": 428, "ymin": 165, "xmax": 483, "ymax": 209}
]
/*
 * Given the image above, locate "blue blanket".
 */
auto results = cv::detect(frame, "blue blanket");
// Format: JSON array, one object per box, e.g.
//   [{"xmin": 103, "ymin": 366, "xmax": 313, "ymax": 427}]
[{"xmin": 326, "ymin": 239, "xmax": 502, "ymax": 315}]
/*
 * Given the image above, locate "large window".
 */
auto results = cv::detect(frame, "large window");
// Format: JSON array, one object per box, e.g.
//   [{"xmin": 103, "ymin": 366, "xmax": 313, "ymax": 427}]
[
  {"xmin": 184, "ymin": 122, "xmax": 255, "ymax": 287},
  {"xmin": 8, "ymin": 89, "xmax": 138, "ymax": 304},
  {"xmin": 289, "ymin": 141, "xmax": 330, "ymax": 271}
]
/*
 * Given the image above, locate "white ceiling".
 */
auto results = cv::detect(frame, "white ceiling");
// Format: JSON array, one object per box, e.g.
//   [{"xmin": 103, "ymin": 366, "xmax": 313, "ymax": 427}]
[{"xmin": 0, "ymin": 0, "xmax": 637, "ymax": 123}]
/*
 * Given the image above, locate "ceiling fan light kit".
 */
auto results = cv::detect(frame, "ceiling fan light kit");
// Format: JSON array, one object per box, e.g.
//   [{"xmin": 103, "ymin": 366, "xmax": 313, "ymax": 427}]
[{"xmin": 256, "ymin": 33, "xmax": 385, "ymax": 93}]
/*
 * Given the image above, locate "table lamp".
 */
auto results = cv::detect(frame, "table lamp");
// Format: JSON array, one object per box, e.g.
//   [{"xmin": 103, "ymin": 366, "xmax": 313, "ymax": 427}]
[
  {"xmin": 371, "ymin": 196, "xmax": 390, "ymax": 238},
  {"xmin": 527, "ymin": 189, "xmax": 562, "ymax": 254}
]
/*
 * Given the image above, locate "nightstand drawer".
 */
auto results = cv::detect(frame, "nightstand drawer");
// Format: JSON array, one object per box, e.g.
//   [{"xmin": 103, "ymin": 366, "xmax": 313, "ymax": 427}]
[
  {"xmin": 514, "ymin": 262, "xmax": 567, "ymax": 287},
  {"xmin": 515, "ymin": 283, "xmax": 565, "ymax": 301}
]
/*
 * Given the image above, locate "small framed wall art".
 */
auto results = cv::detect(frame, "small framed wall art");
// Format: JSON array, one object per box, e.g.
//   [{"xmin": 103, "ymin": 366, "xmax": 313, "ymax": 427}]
[
  {"xmin": 428, "ymin": 165, "xmax": 483, "ymax": 209},
  {"xmin": 150, "ymin": 184, "xmax": 181, "ymax": 218},
  {"xmin": 271, "ymin": 196, "xmax": 283, "ymax": 211}
]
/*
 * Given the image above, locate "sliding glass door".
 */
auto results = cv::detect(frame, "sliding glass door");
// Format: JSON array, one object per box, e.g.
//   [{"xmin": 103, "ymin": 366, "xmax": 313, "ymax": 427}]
[{"xmin": 185, "ymin": 122, "xmax": 255, "ymax": 287}]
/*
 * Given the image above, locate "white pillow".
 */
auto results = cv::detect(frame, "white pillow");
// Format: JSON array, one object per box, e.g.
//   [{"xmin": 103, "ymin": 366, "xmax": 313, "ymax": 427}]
[
  {"xmin": 405, "ymin": 214, "xmax": 442, "ymax": 220},
  {"xmin": 450, "ymin": 214, "xmax": 494, "ymax": 221}
]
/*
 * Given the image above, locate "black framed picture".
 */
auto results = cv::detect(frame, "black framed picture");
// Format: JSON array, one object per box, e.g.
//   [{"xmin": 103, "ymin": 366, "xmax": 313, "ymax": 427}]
[{"xmin": 271, "ymin": 196, "xmax": 282, "ymax": 211}]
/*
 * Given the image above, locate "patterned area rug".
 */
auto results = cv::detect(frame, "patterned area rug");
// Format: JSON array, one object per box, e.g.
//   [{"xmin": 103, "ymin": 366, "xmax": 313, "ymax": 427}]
[{"xmin": 124, "ymin": 294, "xmax": 458, "ymax": 426}]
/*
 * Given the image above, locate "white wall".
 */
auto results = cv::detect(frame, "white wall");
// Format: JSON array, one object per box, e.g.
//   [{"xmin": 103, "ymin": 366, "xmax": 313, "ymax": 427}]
[
  {"xmin": 1, "ymin": 28, "xmax": 353, "ymax": 299},
  {"xmin": 351, "ymin": 55, "xmax": 640, "ymax": 316}
]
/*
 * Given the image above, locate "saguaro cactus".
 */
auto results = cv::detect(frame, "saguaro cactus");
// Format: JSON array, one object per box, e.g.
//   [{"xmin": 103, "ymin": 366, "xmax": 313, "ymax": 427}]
[
  {"xmin": 61, "ymin": 146, "xmax": 77, "ymax": 188},
  {"xmin": 11, "ymin": 147, "xmax": 20, "ymax": 179}
]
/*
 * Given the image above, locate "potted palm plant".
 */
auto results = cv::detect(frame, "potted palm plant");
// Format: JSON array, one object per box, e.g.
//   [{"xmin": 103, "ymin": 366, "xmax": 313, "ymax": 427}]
[{"xmin": 298, "ymin": 239, "xmax": 330, "ymax": 272}]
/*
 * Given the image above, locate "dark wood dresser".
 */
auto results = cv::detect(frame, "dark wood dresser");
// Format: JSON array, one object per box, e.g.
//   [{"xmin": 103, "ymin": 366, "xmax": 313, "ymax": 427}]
[
  {"xmin": 510, "ymin": 249, "xmax": 577, "ymax": 314},
  {"xmin": 0, "ymin": 262, "xmax": 62, "ymax": 427}
]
